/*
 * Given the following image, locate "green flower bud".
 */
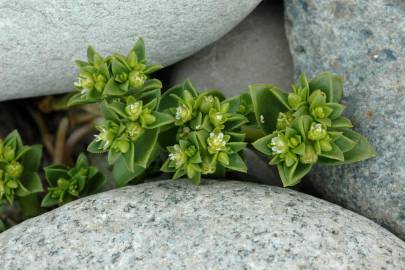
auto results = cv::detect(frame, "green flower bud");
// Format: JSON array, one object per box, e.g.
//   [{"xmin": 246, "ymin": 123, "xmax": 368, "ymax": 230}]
[
  {"xmin": 175, "ymin": 104, "xmax": 192, "ymax": 125},
  {"xmin": 285, "ymin": 152, "xmax": 298, "ymax": 167},
  {"xmin": 311, "ymin": 106, "xmax": 327, "ymax": 119},
  {"xmin": 184, "ymin": 145, "xmax": 197, "ymax": 158},
  {"xmin": 113, "ymin": 139, "xmax": 130, "ymax": 153},
  {"xmin": 319, "ymin": 138, "xmax": 332, "ymax": 152},
  {"xmin": 218, "ymin": 152, "xmax": 230, "ymax": 166},
  {"xmin": 209, "ymin": 111, "xmax": 226, "ymax": 127},
  {"xmin": 268, "ymin": 134, "xmax": 289, "ymax": 154},
  {"xmin": 276, "ymin": 112, "xmax": 294, "ymax": 130},
  {"xmin": 129, "ymin": 70, "xmax": 146, "ymax": 89},
  {"xmin": 75, "ymin": 71, "xmax": 94, "ymax": 90},
  {"xmin": 125, "ymin": 101, "xmax": 143, "ymax": 121},
  {"xmin": 57, "ymin": 178, "xmax": 70, "ymax": 190},
  {"xmin": 300, "ymin": 144, "xmax": 318, "ymax": 164},
  {"xmin": 201, "ymin": 158, "xmax": 216, "ymax": 175},
  {"xmin": 94, "ymin": 74, "xmax": 107, "ymax": 92},
  {"xmin": 308, "ymin": 123, "xmax": 327, "ymax": 141},
  {"xmin": 288, "ymin": 135, "xmax": 301, "ymax": 148},
  {"xmin": 3, "ymin": 146, "xmax": 15, "ymax": 162},
  {"xmin": 199, "ymin": 95, "xmax": 215, "ymax": 113},
  {"xmin": 126, "ymin": 122, "xmax": 144, "ymax": 141},
  {"xmin": 6, "ymin": 180, "xmax": 18, "ymax": 189},
  {"xmin": 141, "ymin": 112, "xmax": 156, "ymax": 125},
  {"xmin": 69, "ymin": 181, "xmax": 80, "ymax": 197},
  {"xmin": 207, "ymin": 132, "xmax": 227, "ymax": 154},
  {"xmin": 115, "ymin": 72, "xmax": 128, "ymax": 83},
  {"xmin": 288, "ymin": 93, "xmax": 302, "ymax": 109},
  {"xmin": 168, "ymin": 144, "xmax": 188, "ymax": 169},
  {"xmin": 5, "ymin": 161, "xmax": 23, "ymax": 178}
]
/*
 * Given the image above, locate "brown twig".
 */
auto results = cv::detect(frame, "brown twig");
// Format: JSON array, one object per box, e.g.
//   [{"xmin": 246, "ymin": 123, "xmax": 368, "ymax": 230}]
[
  {"xmin": 64, "ymin": 122, "xmax": 95, "ymax": 165},
  {"xmin": 27, "ymin": 107, "xmax": 55, "ymax": 157},
  {"xmin": 53, "ymin": 117, "xmax": 69, "ymax": 164}
]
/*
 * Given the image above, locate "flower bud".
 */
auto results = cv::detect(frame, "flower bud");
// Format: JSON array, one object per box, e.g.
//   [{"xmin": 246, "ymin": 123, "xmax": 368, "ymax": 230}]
[
  {"xmin": 114, "ymin": 139, "xmax": 130, "ymax": 153},
  {"xmin": 129, "ymin": 70, "xmax": 146, "ymax": 89},
  {"xmin": 300, "ymin": 144, "xmax": 318, "ymax": 164},
  {"xmin": 126, "ymin": 122, "xmax": 144, "ymax": 141},
  {"xmin": 288, "ymin": 135, "xmax": 301, "ymax": 148},
  {"xmin": 57, "ymin": 178, "xmax": 70, "ymax": 190},
  {"xmin": 94, "ymin": 74, "xmax": 107, "ymax": 92},
  {"xmin": 5, "ymin": 161, "xmax": 23, "ymax": 178},
  {"xmin": 115, "ymin": 72, "xmax": 128, "ymax": 83},
  {"xmin": 201, "ymin": 158, "xmax": 216, "ymax": 175},
  {"xmin": 288, "ymin": 93, "xmax": 302, "ymax": 109},
  {"xmin": 141, "ymin": 112, "xmax": 156, "ymax": 125},
  {"xmin": 185, "ymin": 145, "xmax": 197, "ymax": 158},
  {"xmin": 76, "ymin": 72, "xmax": 95, "ymax": 90},
  {"xmin": 311, "ymin": 106, "xmax": 327, "ymax": 119},
  {"xmin": 175, "ymin": 104, "xmax": 192, "ymax": 125},
  {"xmin": 308, "ymin": 123, "xmax": 327, "ymax": 141},
  {"xmin": 199, "ymin": 95, "xmax": 215, "ymax": 113},
  {"xmin": 6, "ymin": 180, "xmax": 18, "ymax": 189},
  {"xmin": 276, "ymin": 112, "xmax": 294, "ymax": 130},
  {"xmin": 218, "ymin": 152, "xmax": 230, "ymax": 166},
  {"xmin": 319, "ymin": 138, "xmax": 332, "ymax": 152},
  {"xmin": 209, "ymin": 112, "xmax": 226, "ymax": 127},
  {"xmin": 285, "ymin": 152, "xmax": 298, "ymax": 167},
  {"xmin": 3, "ymin": 146, "xmax": 15, "ymax": 162},
  {"xmin": 125, "ymin": 101, "xmax": 143, "ymax": 121}
]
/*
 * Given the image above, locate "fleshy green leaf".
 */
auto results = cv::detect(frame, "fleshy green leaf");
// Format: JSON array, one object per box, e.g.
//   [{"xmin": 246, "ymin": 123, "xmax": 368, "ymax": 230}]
[
  {"xmin": 134, "ymin": 129, "xmax": 159, "ymax": 168},
  {"xmin": 44, "ymin": 165, "xmax": 69, "ymax": 186},
  {"xmin": 309, "ymin": 72, "xmax": 343, "ymax": 103},
  {"xmin": 252, "ymin": 134, "xmax": 273, "ymax": 156},
  {"xmin": 223, "ymin": 153, "xmax": 247, "ymax": 173}
]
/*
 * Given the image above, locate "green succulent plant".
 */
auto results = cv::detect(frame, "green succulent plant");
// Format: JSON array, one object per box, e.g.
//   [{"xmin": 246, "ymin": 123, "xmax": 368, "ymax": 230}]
[
  {"xmin": 159, "ymin": 80, "xmax": 249, "ymax": 184},
  {"xmin": 250, "ymin": 72, "xmax": 375, "ymax": 187},
  {"xmin": 87, "ymin": 89, "xmax": 174, "ymax": 186},
  {"xmin": 0, "ymin": 130, "xmax": 43, "ymax": 205},
  {"xmin": 42, "ymin": 153, "xmax": 106, "ymax": 207},
  {"xmin": 68, "ymin": 38, "xmax": 163, "ymax": 106}
]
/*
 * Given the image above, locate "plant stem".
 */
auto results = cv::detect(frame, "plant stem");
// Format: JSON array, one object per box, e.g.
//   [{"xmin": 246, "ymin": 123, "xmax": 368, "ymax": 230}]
[{"xmin": 54, "ymin": 117, "xmax": 69, "ymax": 164}]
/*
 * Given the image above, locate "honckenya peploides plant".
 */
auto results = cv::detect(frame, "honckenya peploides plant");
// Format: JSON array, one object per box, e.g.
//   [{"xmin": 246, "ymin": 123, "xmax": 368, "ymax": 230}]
[
  {"xmin": 250, "ymin": 73, "xmax": 375, "ymax": 187},
  {"xmin": 158, "ymin": 80, "xmax": 249, "ymax": 184},
  {"xmin": 0, "ymin": 38, "xmax": 376, "ymax": 232}
]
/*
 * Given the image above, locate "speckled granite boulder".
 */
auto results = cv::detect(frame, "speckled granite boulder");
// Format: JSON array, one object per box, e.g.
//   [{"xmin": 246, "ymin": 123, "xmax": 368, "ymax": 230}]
[
  {"xmin": 1, "ymin": 180, "xmax": 404, "ymax": 269},
  {"xmin": 0, "ymin": 0, "xmax": 261, "ymax": 101},
  {"xmin": 284, "ymin": 0, "xmax": 405, "ymax": 239},
  {"xmin": 169, "ymin": 1, "xmax": 293, "ymax": 97}
]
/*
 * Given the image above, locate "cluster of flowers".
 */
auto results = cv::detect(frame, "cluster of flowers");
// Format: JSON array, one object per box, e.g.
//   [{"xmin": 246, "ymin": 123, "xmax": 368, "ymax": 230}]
[
  {"xmin": 158, "ymin": 81, "xmax": 249, "ymax": 184},
  {"xmin": 251, "ymin": 73, "xmax": 375, "ymax": 186}
]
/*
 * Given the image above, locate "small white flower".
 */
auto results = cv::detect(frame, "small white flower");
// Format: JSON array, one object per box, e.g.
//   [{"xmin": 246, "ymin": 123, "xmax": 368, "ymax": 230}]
[
  {"xmin": 169, "ymin": 145, "xmax": 187, "ymax": 168},
  {"xmin": 215, "ymin": 113, "xmax": 223, "ymax": 122},
  {"xmin": 270, "ymin": 136, "xmax": 288, "ymax": 154},
  {"xmin": 94, "ymin": 128, "xmax": 112, "ymax": 150},
  {"xmin": 208, "ymin": 132, "xmax": 226, "ymax": 152},
  {"xmin": 260, "ymin": 115, "xmax": 265, "ymax": 124}
]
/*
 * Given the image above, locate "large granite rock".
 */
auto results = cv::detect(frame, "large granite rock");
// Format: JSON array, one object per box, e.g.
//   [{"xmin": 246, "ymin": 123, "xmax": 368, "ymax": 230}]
[
  {"xmin": 169, "ymin": 1, "xmax": 293, "ymax": 97},
  {"xmin": 1, "ymin": 180, "xmax": 404, "ymax": 269},
  {"xmin": 284, "ymin": 0, "xmax": 405, "ymax": 239},
  {"xmin": 0, "ymin": 0, "xmax": 262, "ymax": 101}
]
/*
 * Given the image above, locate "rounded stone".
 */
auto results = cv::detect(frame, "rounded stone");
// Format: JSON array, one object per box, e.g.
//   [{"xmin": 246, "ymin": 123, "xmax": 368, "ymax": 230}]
[
  {"xmin": 169, "ymin": 1, "xmax": 293, "ymax": 97},
  {"xmin": 284, "ymin": 0, "xmax": 405, "ymax": 239},
  {"xmin": 0, "ymin": 0, "xmax": 262, "ymax": 101},
  {"xmin": 0, "ymin": 180, "xmax": 404, "ymax": 269}
]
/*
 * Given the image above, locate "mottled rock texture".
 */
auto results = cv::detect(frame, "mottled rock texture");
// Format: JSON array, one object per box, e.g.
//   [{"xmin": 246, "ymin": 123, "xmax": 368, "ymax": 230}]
[
  {"xmin": 284, "ymin": 0, "xmax": 405, "ymax": 239},
  {"xmin": 0, "ymin": 0, "xmax": 261, "ymax": 101},
  {"xmin": 169, "ymin": 0, "xmax": 293, "ymax": 97},
  {"xmin": 0, "ymin": 180, "xmax": 404, "ymax": 269}
]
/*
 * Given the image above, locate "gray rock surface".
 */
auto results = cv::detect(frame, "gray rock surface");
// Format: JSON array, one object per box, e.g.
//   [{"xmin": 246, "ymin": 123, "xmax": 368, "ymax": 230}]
[
  {"xmin": 0, "ymin": 0, "xmax": 262, "ymax": 101},
  {"xmin": 169, "ymin": 1, "xmax": 293, "ymax": 97},
  {"xmin": 1, "ymin": 180, "xmax": 404, "ymax": 269},
  {"xmin": 284, "ymin": 0, "xmax": 405, "ymax": 239}
]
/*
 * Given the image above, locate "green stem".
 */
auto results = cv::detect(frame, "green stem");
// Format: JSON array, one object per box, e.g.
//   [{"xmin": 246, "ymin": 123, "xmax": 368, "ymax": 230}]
[{"xmin": 242, "ymin": 125, "xmax": 265, "ymax": 143}]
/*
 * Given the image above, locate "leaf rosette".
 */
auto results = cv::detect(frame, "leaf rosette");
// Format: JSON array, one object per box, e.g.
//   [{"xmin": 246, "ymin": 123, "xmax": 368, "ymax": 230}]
[
  {"xmin": 159, "ymin": 80, "xmax": 249, "ymax": 184},
  {"xmin": 0, "ymin": 131, "xmax": 43, "ymax": 204},
  {"xmin": 250, "ymin": 72, "xmax": 375, "ymax": 187},
  {"xmin": 42, "ymin": 153, "xmax": 106, "ymax": 207}
]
